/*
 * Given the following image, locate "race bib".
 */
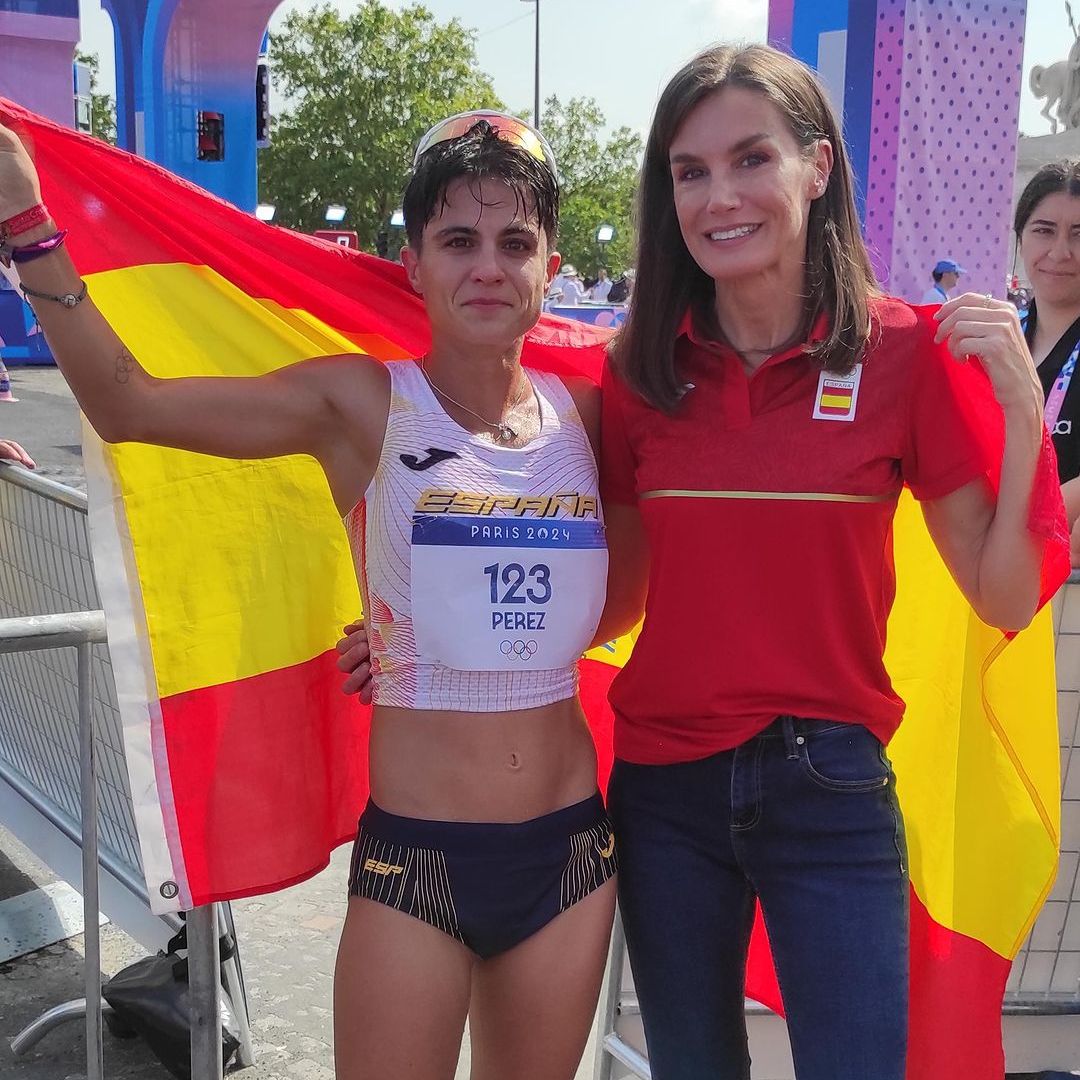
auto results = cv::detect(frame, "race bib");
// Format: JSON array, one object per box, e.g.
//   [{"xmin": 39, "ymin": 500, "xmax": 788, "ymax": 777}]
[{"xmin": 411, "ymin": 514, "xmax": 608, "ymax": 671}]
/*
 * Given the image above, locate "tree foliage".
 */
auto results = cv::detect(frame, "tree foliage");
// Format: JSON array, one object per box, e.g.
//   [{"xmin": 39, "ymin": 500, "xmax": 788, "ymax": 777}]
[
  {"xmin": 75, "ymin": 50, "xmax": 117, "ymax": 145},
  {"xmin": 259, "ymin": 2, "xmax": 503, "ymax": 247},
  {"xmin": 539, "ymin": 96, "xmax": 642, "ymax": 276}
]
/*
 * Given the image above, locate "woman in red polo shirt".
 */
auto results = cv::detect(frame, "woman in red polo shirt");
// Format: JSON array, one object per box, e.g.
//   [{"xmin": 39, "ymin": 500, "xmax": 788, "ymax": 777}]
[{"xmin": 599, "ymin": 44, "xmax": 1064, "ymax": 1080}]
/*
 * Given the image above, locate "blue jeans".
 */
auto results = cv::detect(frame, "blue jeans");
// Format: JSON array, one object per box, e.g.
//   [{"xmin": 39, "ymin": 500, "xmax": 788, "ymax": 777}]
[{"xmin": 608, "ymin": 717, "xmax": 909, "ymax": 1080}]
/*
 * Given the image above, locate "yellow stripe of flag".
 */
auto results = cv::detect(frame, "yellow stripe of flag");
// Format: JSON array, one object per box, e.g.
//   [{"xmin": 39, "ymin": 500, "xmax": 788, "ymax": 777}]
[
  {"xmin": 886, "ymin": 492, "xmax": 1059, "ymax": 958},
  {"xmin": 87, "ymin": 262, "xmax": 363, "ymax": 699}
]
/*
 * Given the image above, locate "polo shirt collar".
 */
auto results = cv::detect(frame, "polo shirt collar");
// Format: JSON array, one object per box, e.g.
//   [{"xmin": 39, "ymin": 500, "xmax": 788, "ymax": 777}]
[{"xmin": 677, "ymin": 304, "xmax": 831, "ymax": 366}]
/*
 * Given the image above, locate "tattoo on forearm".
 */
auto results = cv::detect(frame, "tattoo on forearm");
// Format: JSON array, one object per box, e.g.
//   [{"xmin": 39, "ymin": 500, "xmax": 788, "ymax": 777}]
[{"xmin": 115, "ymin": 346, "xmax": 135, "ymax": 384}]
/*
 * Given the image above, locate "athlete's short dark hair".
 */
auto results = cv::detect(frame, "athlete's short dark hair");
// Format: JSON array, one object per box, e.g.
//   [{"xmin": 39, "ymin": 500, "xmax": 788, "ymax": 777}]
[{"xmin": 403, "ymin": 120, "xmax": 559, "ymax": 251}]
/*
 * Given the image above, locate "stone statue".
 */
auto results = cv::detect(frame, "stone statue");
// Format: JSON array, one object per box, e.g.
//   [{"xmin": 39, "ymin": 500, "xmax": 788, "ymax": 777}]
[{"xmin": 1031, "ymin": 2, "xmax": 1080, "ymax": 133}]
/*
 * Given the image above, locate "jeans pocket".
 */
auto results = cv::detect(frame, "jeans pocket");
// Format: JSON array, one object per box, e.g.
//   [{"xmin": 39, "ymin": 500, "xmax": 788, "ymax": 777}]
[{"xmin": 797, "ymin": 721, "xmax": 891, "ymax": 793}]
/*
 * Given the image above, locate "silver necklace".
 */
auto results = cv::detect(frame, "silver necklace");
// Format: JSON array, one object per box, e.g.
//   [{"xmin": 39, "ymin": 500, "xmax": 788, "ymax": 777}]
[{"xmin": 420, "ymin": 360, "xmax": 532, "ymax": 443}]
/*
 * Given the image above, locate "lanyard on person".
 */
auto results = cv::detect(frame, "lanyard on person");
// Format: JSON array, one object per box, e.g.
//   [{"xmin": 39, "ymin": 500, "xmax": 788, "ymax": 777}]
[
  {"xmin": 1023, "ymin": 309, "xmax": 1080, "ymax": 431},
  {"xmin": 1044, "ymin": 342, "xmax": 1080, "ymax": 432}
]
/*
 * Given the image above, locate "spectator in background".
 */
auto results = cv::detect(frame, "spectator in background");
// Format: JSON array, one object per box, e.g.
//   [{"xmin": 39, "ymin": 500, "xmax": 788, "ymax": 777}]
[
  {"xmin": 920, "ymin": 258, "xmax": 964, "ymax": 305},
  {"xmin": 591, "ymin": 268, "xmax": 613, "ymax": 303},
  {"xmin": 0, "ymin": 276, "xmax": 17, "ymax": 397},
  {"xmin": 1015, "ymin": 160, "xmax": 1080, "ymax": 561},
  {"xmin": 547, "ymin": 264, "xmax": 580, "ymax": 304},
  {"xmin": 1007, "ymin": 274, "xmax": 1031, "ymax": 312},
  {"xmin": 558, "ymin": 264, "xmax": 587, "ymax": 306},
  {"xmin": 608, "ymin": 268, "xmax": 634, "ymax": 305}
]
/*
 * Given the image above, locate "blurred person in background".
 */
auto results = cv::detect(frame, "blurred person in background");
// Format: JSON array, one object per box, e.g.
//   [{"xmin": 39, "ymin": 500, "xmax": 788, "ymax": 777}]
[
  {"xmin": 919, "ymin": 257, "xmax": 964, "ymax": 305},
  {"xmin": 558, "ymin": 264, "xmax": 587, "ymax": 305},
  {"xmin": 607, "ymin": 268, "xmax": 634, "ymax": 304},
  {"xmin": 1016, "ymin": 160, "xmax": 1080, "ymax": 562},
  {"xmin": 591, "ymin": 268, "xmax": 613, "ymax": 302}
]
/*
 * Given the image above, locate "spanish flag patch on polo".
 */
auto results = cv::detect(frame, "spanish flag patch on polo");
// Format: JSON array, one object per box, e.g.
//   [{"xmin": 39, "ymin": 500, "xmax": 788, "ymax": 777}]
[{"xmin": 812, "ymin": 364, "xmax": 862, "ymax": 421}]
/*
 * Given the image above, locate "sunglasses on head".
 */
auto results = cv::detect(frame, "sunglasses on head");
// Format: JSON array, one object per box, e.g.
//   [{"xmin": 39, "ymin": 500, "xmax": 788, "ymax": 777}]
[{"xmin": 412, "ymin": 110, "xmax": 559, "ymax": 181}]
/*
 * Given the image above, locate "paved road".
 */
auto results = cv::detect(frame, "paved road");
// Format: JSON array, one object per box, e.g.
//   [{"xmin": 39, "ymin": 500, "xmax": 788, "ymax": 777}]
[
  {"xmin": 0, "ymin": 365, "xmax": 603, "ymax": 1079},
  {"xmin": 0, "ymin": 366, "xmax": 86, "ymax": 491}
]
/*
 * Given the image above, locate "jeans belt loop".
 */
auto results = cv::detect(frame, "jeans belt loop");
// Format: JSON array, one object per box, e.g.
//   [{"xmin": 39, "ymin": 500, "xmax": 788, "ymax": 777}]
[{"xmin": 781, "ymin": 715, "xmax": 799, "ymax": 760}]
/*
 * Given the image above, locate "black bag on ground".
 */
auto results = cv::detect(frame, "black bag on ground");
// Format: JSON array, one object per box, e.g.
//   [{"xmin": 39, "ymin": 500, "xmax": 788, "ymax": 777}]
[{"xmin": 102, "ymin": 921, "xmax": 240, "ymax": 1079}]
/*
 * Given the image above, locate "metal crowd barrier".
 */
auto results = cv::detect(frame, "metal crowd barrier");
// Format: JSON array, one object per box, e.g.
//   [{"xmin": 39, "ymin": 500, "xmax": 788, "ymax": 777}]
[
  {"xmin": 0, "ymin": 463, "xmax": 252, "ymax": 1078},
  {"xmin": 2, "ymin": 610, "xmax": 121, "ymax": 1078},
  {"xmin": 1006, "ymin": 575, "xmax": 1080, "ymax": 1011},
  {"xmin": 593, "ymin": 573, "xmax": 1080, "ymax": 1079}
]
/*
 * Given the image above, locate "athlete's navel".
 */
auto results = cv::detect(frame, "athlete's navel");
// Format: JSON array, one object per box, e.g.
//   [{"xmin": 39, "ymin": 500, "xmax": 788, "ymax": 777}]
[{"xmin": 508, "ymin": 751, "xmax": 522, "ymax": 771}]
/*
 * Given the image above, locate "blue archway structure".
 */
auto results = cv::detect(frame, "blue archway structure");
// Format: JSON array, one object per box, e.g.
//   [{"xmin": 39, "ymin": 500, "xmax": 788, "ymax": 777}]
[{"xmin": 1, "ymin": 0, "xmax": 279, "ymax": 211}]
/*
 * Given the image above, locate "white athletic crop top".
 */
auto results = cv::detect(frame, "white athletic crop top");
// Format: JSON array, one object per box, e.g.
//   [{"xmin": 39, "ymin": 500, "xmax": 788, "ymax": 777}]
[{"xmin": 344, "ymin": 360, "xmax": 608, "ymax": 712}]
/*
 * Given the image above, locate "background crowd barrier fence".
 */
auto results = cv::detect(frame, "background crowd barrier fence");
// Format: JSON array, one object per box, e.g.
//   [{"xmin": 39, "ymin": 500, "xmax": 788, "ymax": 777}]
[
  {"xmin": 544, "ymin": 303, "xmax": 627, "ymax": 330},
  {"xmin": 0, "ymin": 463, "xmax": 252, "ymax": 1078},
  {"xmin": 593, "ymin": 572, "xmax": 1080, "ymax": 1080},
  {"xmin": 1005, "ymin": 577, "xmax": 1080, "ymax": 1010}
]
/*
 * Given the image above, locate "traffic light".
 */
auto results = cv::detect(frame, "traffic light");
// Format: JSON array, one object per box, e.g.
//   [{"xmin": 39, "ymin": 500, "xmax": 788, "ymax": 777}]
[
  {"xmin": 376, "ymin": 230, "xmax": 389, "ymax": 259},
  {"xmin": 197, "ymin": 111, "xmax": 225, "ymax": 161}
]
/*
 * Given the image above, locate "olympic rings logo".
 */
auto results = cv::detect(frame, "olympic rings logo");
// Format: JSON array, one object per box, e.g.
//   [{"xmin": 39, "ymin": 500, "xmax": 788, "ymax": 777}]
[{"xmin": 500, "ymin": 640, "xmax": 538, "ymax": 661}]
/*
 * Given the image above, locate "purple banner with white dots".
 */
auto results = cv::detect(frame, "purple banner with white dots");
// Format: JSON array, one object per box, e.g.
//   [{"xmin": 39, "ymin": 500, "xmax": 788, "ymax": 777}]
[{"xmin": 877, "ymin": 0, "xmax": 1026, "ymax": 301}]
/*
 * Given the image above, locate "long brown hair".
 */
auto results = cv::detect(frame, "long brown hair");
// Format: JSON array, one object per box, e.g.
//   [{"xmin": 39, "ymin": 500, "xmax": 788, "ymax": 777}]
[{"xmin": 611, "ymin": 43, "xmax": 878, "ymax": 412}]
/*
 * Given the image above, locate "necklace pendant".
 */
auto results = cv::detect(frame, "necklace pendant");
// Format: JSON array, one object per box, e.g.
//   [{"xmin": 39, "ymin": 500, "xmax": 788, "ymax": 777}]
[{"xmin": 498, "ymin": 423, "xmax": 516, "ymax": 443}]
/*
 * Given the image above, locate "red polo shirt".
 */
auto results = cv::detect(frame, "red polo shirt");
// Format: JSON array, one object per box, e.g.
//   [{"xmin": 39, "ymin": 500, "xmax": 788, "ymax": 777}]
[{"xmin": 601, "ymin": 296, "xmax": 991, "ymax": 765}]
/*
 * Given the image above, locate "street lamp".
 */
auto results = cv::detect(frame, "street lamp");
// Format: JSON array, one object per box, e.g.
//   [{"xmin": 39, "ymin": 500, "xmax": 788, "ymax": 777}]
[
  {"xmin": 325, "ymin": 204, "xmax": 347, "ymax": 224},
  {"xmin": 595, "ymin": 223, "xmax": 615, "ymax": 266},
  {"xmin": 378, "ymin": 209, "xmax": 406, "ymax": 260},
  {"xmin": 254, "ymin": 203, "xmax": 276, "ymax": 222},
  {"xmin": 520, "ymin": 0, "xmax": 540, "ymax": 131}
]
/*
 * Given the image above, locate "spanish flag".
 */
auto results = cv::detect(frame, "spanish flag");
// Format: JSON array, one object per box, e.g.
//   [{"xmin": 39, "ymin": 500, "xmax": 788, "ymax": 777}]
[{"xmin": 5, "ymin": 101, "xmax": 1069, "ymax": 1078}]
